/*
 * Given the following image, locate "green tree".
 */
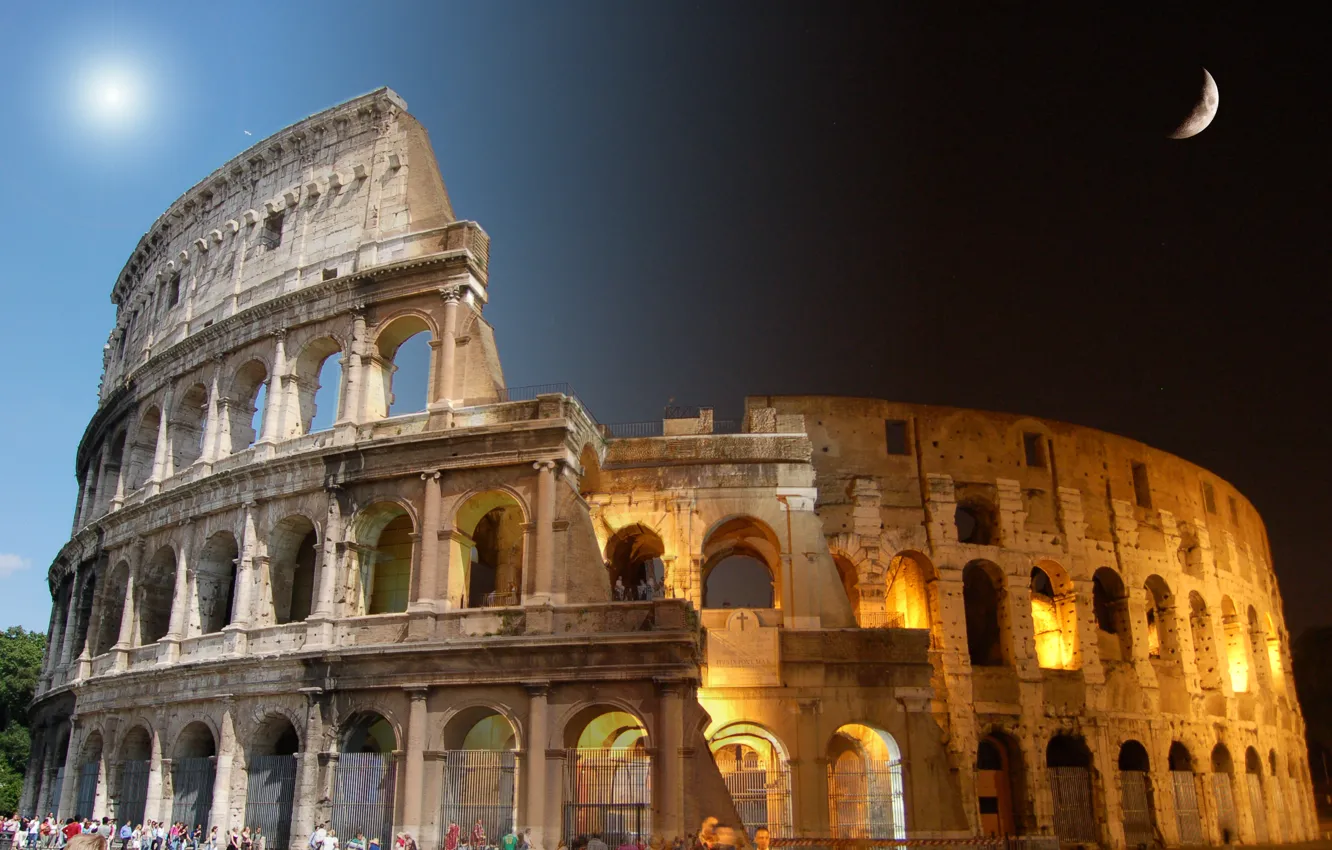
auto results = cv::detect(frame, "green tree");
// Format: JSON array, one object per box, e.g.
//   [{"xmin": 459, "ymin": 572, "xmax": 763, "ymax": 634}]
[{"xmin": 0, "ymin": 626, "xmax": 46, "ymax": 814}]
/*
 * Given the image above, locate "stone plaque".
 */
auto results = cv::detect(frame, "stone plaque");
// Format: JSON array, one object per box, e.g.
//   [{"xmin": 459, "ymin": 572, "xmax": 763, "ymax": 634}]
[{"xmin": 705, "ymin": 609, "xmax": 780, "ymax": 687}]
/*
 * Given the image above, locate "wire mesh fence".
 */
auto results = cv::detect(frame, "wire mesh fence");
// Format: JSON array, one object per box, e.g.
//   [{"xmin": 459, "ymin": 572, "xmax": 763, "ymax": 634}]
[
  {"xmin": 562, "ymin": 748, "xmax": 652, "ymax": 845},
  {"xmin": 439, "ymin": 750, "xmax": 517, "ymax": 848}
]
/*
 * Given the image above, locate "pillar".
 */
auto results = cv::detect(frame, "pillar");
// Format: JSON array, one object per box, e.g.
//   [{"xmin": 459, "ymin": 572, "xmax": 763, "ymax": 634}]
[
  {"xmin": 656, "ymin": 681, "xmax": 685, "ymax": 838},
  {"xmin": 211, "ymin": 706, "xmax": 237, "ymax": 833},
  {"xmin": 110, "ymin": 435, "xmax": 131, "ymax": 510},
  {"xmin": 144, "ymin": 724, "xmax": 166, "ymax": 825},
  {"xmin": 256, "ymin": 330, "xmax": 288, "ymax": 450},
  {"xmin": 307, "ymin": 488, "xmax": 343, "ymax": 646},
  {"xmin": 293, "ymin": 689, "xmax": 327, "ymax": 844},
  {"xmin": 58, "ymin": 567, "xmax": 83, "ymax": 668},
  {"xmin": 528, "ymin": 461, "xmax": 557, "ymax": 605},
  {"xmin": 411, "ymin": 472, "xmax": 442, "ymax": 613},
  {"xmin": 432, "ymin": 288, "xmax": 461, "ymax": 409},
  {"xmin": 336, "ymin": 308, "xmax": 368, "ymax": 427},
  {"xmin": 114, "ymin": 548, "xmax": 141, "ymax": 662},
  {"xmin": 544, "ymin": 749, "xmax": 566, "ymax": 850},
  {"xmin": 226, "ymin": 504, "xmax": 259, "ymax": 655},
  {"xmin": 524, "ymin": 685, "xmax": 549, "ymax": 845},
  {"xmin": 162, "ymin": 534, "xmax": 192, "ymax": 662},
  {"xmin": 57, "ymin": 726, "xmax": 81, "ymax": 818},
  {"xmin": 402, "ymin": 688, "xmax": 429, "ymax": 839},
  {"xmin": 149, "ymin": 387, "xmax": 174, "ymax": 490}
]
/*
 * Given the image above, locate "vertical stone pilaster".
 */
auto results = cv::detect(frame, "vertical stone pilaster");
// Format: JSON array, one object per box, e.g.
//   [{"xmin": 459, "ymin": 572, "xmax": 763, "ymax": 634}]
[
  {"xmin": 655, "ymin": 680, "xmax": 685, "ymax": 838},
  {"xmin": 432, "ymin": 287, "xmax": 461, "ymax": 409},
  {"xmin": 529, "ymin": 461, "xmax": 558, "ymax": 605},
  {"xmin": 255, "ymin": 330, "xmax": 288, "ymax": 452},
  {"xmin": 412, "ymin": 472, "xmax": 442, "ymax": 614},
  {"xmin": 401, "ymin": 688, "xmax": 429, "ymax": 839},
  {"xmin": 523, "ymin": 684, "xmax": 549, "ymax": 846},
  {"xmin": 211, "ymin": 704, "xmax": 237, "ymax": 833}
]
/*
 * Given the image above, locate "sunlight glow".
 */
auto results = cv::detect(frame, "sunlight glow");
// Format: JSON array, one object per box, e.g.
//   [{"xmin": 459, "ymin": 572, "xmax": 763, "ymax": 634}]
[{"xmin": 79, "ymin": 62, "xmax": 144, "ymax": 130}]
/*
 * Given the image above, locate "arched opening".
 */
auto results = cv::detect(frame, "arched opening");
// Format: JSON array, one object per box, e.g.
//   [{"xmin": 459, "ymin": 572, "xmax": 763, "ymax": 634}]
[
  {"xmin": 1221, "ymin": 596, "xmax": 1250, "ymax": 693},
  {"xmin": 1169, "ymin": 742, "xmax": 1205, "ymax": 844},
  {"xmin": 292, "ymin": 337, "xmax": 344, "ymax": 435},
  {"xmin": 227, "ymin": 359, "xmax": 270, "ymax": 450},
  {"xmin": 1046, "ymin": 735, "xmax": 1097, "ymax": 843},
  {"xmin": 117, "ymin": 725, "xmax": 153, "ymax": 827},
  {"xmin": 886, "ymin": 551, "xmax": 934, "ymax": 630},
  {"xmin": 138, "ymin": 546, "xmax": 177, "ymax": 645},
  {"xmin": 74, "ymin": 731, "xmax": 103, "ymax": 820},
  {"xmin": 702, "ymin": 517, "xmax": 780, "ymax": 609},
  {"xmin": 1265, "ymin": 613, "xmax": 1287, "ymax": 696},
  {"xmin": 440, "ymin": 708, "xmax": 519, "ymax": 847},
  {"xmin": 194, "ymin": 531, "xmax": 239, "ymax": 636},
  {"xmin": 1093, "ymin": 568, "xmax": 1133, "ymax": 662},
  {"xmin": 1245, "ymin": 747, "xmax": 1269, "ymax": 843},
  {"xmin": 578, "ymin": 444, "xmax": 603, "ymax": 497},
  {"xmin": 334, "ymin": 713, "xmax": 398, "ymax": 841},
  {"xmin": 1246, "ymin": 607, "xmax": 1268, "ymax": 691},
  {"xmin": 955, "ymin": 499, "xmax": 997, "ymax": 546},
  {"xmin": 247, "ymin": 715, "xmax": 301, "ymax": 850},
  {"xmin": 172, "ymin": 721, "xmax": 217, "ymax": 830},
  {"xmin": 353, "ymin": 502, "xmax": 415, "ymax": 615},
  {"xmin": 604, "ymin": 524, "xmax": 665, "ymax": 602},
  {"xmin": 453, "ymin": 491, "xmax": 526, "ymax": 608},
  {"xmin": 1144, "ymin": 575, "xmax": 1179, "ymax": 662},
  {"xmin": 269, "ymin": 515, "xmax": 319, "ymax": 625},
  {"xmin": 127, "ymin": 406, "xmax": 161, "ymax": 491},
  {"xmin": 834, "ymin": 554, "xmax": 864, "ymax": 624},
  {"xmin": 963, "ymin": 561, "xmax": 1007, "ymax": 667},
  {"xmin": 826, "ymin": 723, "xmax": 905, "ymax": 839},
  {"xmin": 1211, "ymin": 745, "xmax": 1238, "ymax": 843},
  {"xmin": 709, "ymin": 722, "xmax": 794, "ymax": 838},
  {"xmin": 1118, "ymin": 741, "xmax": 1156, "ymax": 846},
  {"xmin": 562, "ymin": 706, "xmax": 651, "ymax": 844},
  {"xmin": 98, "ymin": 431, "xmax": 127, "ymax": 515},
  {"xmin": 1189, "ymin": 593, "xmax": 1222, "ymax": 690},
  {"xmin": 1268, "ymin": 749, "xmax": 1290, "ymax": 840},
  {"xmin": 1031, "ymin": 560, "xmax": 1078, "ymax": 670},
  {"xmin": 71, "ymin": 571, "xmax": 96, "ymax": 659},
  {"xmin": 369, "ymin": 315, "xmax": 433, "ymax": 419},
  {"xmin": 92, "ymin": 560, "xmax": 130, "ymax": 656},
  {"xmin": 171, "ymin": 383, "xmax": 209, "ymax": 470},
  {"xmin": 976, "ymin": 733, "xmax": 1026, "ymax": 837}
]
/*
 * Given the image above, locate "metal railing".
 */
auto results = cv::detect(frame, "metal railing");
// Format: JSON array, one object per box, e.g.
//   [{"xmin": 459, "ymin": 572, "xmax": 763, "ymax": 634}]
[
  {"xmin": 440, "ymin": 750, "xmax": 517, "ymax": 848},
  {"xmin": 860, "ymin": 611, "xmax": 907, "ymax": 629},
  {"xmin": 663, "ymin": 405, "xmax": 702, "ymax": 419},
  {"xmin": 495, "ymin": 383, "xmax": 598, "ymax": 424},
  {"xmin": 827, "ymin": 758, "xmax": 906, "ymax": 840},
  {"xmin": 605, "ymin": 421, "xmax": 664, "ymax": 438},
  {"xmin": 719, "ymin": 762, "xmax": 794, "ymax": 838},
  {"xmin": 563, "ymin": 748, "xmax": 652, "ymax": 844}
]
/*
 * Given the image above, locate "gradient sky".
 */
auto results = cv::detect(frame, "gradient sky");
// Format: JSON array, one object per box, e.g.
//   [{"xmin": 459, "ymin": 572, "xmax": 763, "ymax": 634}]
[{"xmin": 0, "ymin": 3, "xmax": 1327, "ymax": 635}]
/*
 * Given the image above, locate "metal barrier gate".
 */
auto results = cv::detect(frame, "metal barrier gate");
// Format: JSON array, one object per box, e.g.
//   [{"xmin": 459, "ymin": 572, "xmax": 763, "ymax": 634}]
[
  {"xmin": 172, "ymin": 757, "xmax": 217, "ymax": 830},
  {"xmin": 827, "ymin": 759, "xmax": 905, "ymax": 839},
  {"xmin": 332, "ymin": 753, "xmax": 397, "ymax": 843},
  {"xmin": 246, "ymin": 755, "xmax": 298, "ymax": 850},
  {"xmin": 118, "ymin": 760, "xmax": 151, "ymax": 827},
  {"xmin": 562, "ymin": 748, "xmax": 652, "ymax": 844},
  {"xmin": 439, "ymin": 750, "xmax": 517, "ymax": 848},
  {"xmin": 1245, "ymin": 774, "xmax": 1267, "ymax": 843},
  {"xmin": 76, "ymin": 762, "xmax": 99, "ymax": 819},
  {"xmin": 1270, "ymin": 780, "xmax": 1287, "ymax": 843},
  {"xmin": 1171, "ymin": 772, "xmax": 1204, "ymax": 844},
  {"xmin": 1211, "ymin": 775, "xmax": 1236, "ymax": 841},
  {"xmin": 719, "ymin": 762, "xmax": 794, "ymax": 838},
  {"xmin": 1048, "ymin": 767, "xmax": 1097, "ymax": 843},
  {"xmin": 1119, "ymin": 770, "xmax": 1155, "ymax": 847}
]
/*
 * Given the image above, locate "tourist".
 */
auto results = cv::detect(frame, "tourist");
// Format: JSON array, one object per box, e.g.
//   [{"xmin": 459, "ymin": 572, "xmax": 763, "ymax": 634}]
[
  {"xmin": 67, "ymin": 835, "xmax": 108, "ymax": 850},
  {"xmin": 613, "ymin": 577, "xmax": 626, "ymax": 601},
  {"xmin": 321, "ymin": 828, "xmax": 338, "ymax": 850},
  {"xmin": 250, "ymin": 828, "xmax": 264, "ymax": 850},
  {"xmin": 207, "ymin": 827, "xmax": 220, "ymax": 850},
  {"xmin": 345, "ymin": 833, "xmax": 365, "ymax": 850},
  {"xmin": 751, "ymin": 829, "xmax": 769, "ymax": 850},
  {"xmin": 469, "ymin": 821, "xmax": 485, "ymax": 850},
  {"xmin": 586, "ymin": 834, "xmax": 606, "ymax": 850},
  {"xmin": 444, "ymin": 822, "xmax": 460, "ymax": 850},
  {"xmin": 241, "ymin": 827, "xmax": 253, "ymax": 850},
  {"xmin": 309, "ymin": 825, "xmax": 327, "ymax": 850},
  {"xmin": 500, "ymin": 830, "xmax": 518, "ymax": 850}
]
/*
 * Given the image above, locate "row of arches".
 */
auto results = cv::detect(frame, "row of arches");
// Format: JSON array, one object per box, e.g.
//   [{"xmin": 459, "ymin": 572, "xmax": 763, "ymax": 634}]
[{"xmin": 77, "ymin": 311, "xmax": 456, "ymax": 530}]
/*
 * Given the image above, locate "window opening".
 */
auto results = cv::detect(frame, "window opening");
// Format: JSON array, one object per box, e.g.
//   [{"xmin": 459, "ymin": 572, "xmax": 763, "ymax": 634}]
[
  {"xmin": 885, "ymin": 420, "xmax": 909, "ymax": 455},
  {"xmin": 1131, "ymin": 462, "xmax": 1151, "ymax": 508},
  {"xmin": 261, "ymin": 212, "xmax": 284, "ymax": 249},
  {"xmin": 1022, "ymin": 433, "xmax": 1045, "ymax": 468},
  {"xmin": 1202, "ymin": 481, "xmax": 1217, "ymax": 513}
]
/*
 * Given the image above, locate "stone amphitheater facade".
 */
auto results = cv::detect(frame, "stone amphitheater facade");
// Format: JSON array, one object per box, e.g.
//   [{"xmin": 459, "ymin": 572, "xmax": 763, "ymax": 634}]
[{"xmin": 23, "ymin": 89, "xmax": 1317, "ymax": 849}]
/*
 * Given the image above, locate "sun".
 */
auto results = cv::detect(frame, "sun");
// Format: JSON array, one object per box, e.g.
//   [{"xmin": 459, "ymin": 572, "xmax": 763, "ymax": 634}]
[{"xmin": 79, "ymin": 63, "xmax": 143, "ymax": 129}]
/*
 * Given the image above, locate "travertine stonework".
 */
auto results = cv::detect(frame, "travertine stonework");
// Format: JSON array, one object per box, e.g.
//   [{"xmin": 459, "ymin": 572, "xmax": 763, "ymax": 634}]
[{"xmin": 24, "ymin": 89, "xmax": 1317, "ymax": 849}]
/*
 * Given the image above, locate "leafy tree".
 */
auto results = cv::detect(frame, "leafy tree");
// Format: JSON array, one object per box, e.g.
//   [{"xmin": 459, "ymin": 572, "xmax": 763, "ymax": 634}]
[{"xmin": 0, "ymin": 627, "xmax": 45, "ymax": 814}]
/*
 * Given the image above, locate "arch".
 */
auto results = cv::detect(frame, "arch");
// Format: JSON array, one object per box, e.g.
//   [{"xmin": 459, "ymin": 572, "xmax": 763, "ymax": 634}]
[
  {"xmin": 1189, "ymin": 592, "xmax": 1222, "ymax": 690},
  {"xmin": 352, "ymin": 501, "xmax": 416, "ymax": 615},
  {"xmin": 342, "ymin": 711, "xmax": 398, "ymax": 754},
  {"xmin": 74, "ymin": 729, "xmax": 105, "ymax": 819},
  {"xmin": 194, "ymin": 531, "xmax": 239, "ymax": 635},
  {"xmin": 1092, "ymin": 568, "xmax": 1133, "ymax": 663},
  {"xmin": 578, "ymin": 443, "xmax": 603, "ymax": 497},
  {"xmin": 1210, "ymin": 743, "xmax": 1239, "ymax": 841},
  {"xmin": 1144, "ymin": 575, "xmax": 1180, "ymax": 662},
  {"xmin": 976, "ymin": 732, "xmax": 1027, "ymax": 837},
  {"xmin": 963, "ymin": 560, "xmax": 1008, "ymax": 667},
  {"xmin": 227, "ymin": 359, "xmax": 270, "ymax": 451},
  {"xmin": 702, "ymin": 516, "xmax": 781, "ymax": 609},
  {"xmin": 441, "ymin": 706, "xmax": 519, "ymax": 751},
  {"xmin": 246, "ymin": 714, "xmax": 301, "ymax": 850},
  {"xmin": 116, "ymin": 724, "xmax": 153, "ymax": 826},
  {"xmin": 826, "ymin": 723, "xmax": 905, "ymax": 839},
  {"xmin": 604, "ymin": 523, "xmax": 665, "ymax": 602},
  {"xmin": 1118, "ymin": 740, "xmax": 1150, "ymax": 772},
  {"xmin": 172, "ymin": 721, "xmax": 217, "ymax": 831},
  {"xmin": 1046, "ymin": 735, "xmax": 1097, "ymax": 843},
  {"xmin": 174, "ymin": 720, "xmax": 218, "ymax": 760},
  {"xmin": 268, "ymin": 514, "xmax": 319, "ymax": 625},
  {"xmin": 1244, "ymin": 747, "xmax": 1262, "ymax": 775},
  {"xmin": 955, "ymin": 498, "xmax": 998, "ymax": 546},
  {"xmin": 709, "ymin": 722, "xmax": 794, "ymax": 838},
  {"xmin": 1211, "ymin": 744, "xmax": 1234, "ymax": 774},
  {"xmin": 1118, "ymin": 740, "xmax": 1156, "ymax": 846},
  {"xmin": 1220, "ymin": 596, "xmax": 1250, "ymax": 692},
  {"xmin": 563, "ymin": 704, "xmax": 650, "ymax": 751},
  {"xmin": 886, "ymin": 551, "xmax": 934, "ymax": 630},
  {"xmin": 99, "ymin": 429, "xmax": 127, "ymax": 514},
  {"xmin": 250, "ymin": 713, "xmax": 302, "ymax": 760},
  {"xmin": 171, "ymin": 383, "xmax": 209, "ymax": 470},
  {"xmin": 369, "ymin": 313, "xmax": 435, "ymax": 419},
  {"xmin": 453, "ymin": 490, "xmax": 527, "ymax": 607},
  {"xmin": 1031, "ymin": 560, "xmax": 1078, "ymax": 669},
  {"xmin": 126, "ymin": 406, "xmax": 161, "ymax": 491},
  {"xmin": 138, "ymin": 545, "xmax": 177, "ymax": 645},
  {"xmin": 91, "ymin": 560, "xmax": 130, "ymax": 656},
  {"xmin": 119, "ymin": 724, "xmax": 154, "ymax": 762},
  {"xmin": 1263, "ymin": 611, "xmax": 1287, "ymax": 696},
  {"xmin": 562, "ymin": 704, "xmax": 652, "ymax": 843},
  {"xmin": 291, "ymin": 336, "xmax": 344, "ymax": 435},
  {"xmin": 71, "ymin": 570, "xmax": 96, "ymax": 657},
  {"xmin": 1168, "ymin": 742, "xmax": 1194, "ymax": 772}
]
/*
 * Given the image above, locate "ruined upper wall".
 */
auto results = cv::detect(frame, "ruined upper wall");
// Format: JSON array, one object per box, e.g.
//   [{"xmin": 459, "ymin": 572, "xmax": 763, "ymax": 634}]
[{"xmin": 99, "ymin": 88, "xmax": 467, "ymax": 403}]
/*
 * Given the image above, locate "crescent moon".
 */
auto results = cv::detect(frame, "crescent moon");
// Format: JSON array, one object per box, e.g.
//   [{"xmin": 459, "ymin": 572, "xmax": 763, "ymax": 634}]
[{"xmin": 1169, "ymin": 68, "xmax": 1219, "ymax": 139}]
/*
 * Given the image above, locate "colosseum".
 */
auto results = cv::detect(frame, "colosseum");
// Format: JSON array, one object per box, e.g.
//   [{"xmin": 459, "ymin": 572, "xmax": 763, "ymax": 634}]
[{"xmin": 22, "ymin": 88, "xmax": 1318, "ymax": 849}]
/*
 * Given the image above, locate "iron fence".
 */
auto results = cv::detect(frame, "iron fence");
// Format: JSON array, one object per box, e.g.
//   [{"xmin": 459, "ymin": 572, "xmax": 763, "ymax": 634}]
[
  {"xmin": 859, "ymin": 611, "xmax": 907, "ymax": 630},
  {"xmin": 1211, "ymin": 775, "xmax": 1236, "ymax": 841},
  {"xmin": 827, "ymin": 759, "xmax": 905, "ymax": 839},
  {"xmin": 1119, "ymin": 770, "xmax": 1155, "ymax": 847},
  {"xmin": 605, "ymin": 421, "xmax": 663, "ymax": 439},
  {"xmin": 76, "ymin": 761, "xmax": 99, "ymax": 819},
  {"xmin": 172, "ymin": 757, "xmax": 217, "ymax": 830},
  {"xmin": 1171, "ymin": 771, "xmax": 1204, "ymax": 845},
  {"xmin": 663, "ymin": 406, "xmax": 701, "ymax": 419},
  {"xmin": 1245, "ymin": 774, "xmax": 1267, "ymax": 843},
  {"xmin": 118, "ymin": 760, "xmax": 151, "ymax": 827},
  {"xmin": 718, "ymin": 762, "xmax": 794, "ymax": 838},
  {"xmin": 332, "ymin": 753, "xmax": 397, "ymax": 844},
  {"xmin": 1048, "ymin": 767, "xmax": 1097, "ymax": 843},
  {"xmin": 246, "ymin": 755, "xmax": 298, "ymax": 850},
  {"xmin": 439, "ymin": 750, "xmax": 517, "ymax": 848},
  {"xmin": 562, "ymin": 748, "xmax": 652, "ymax": 844}
]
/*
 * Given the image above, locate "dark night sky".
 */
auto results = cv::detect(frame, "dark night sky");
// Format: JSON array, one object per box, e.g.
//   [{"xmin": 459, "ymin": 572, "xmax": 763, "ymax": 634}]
[{"xmin": 1, "ymin": 3, "xmax": 1326, "ymax": 634}]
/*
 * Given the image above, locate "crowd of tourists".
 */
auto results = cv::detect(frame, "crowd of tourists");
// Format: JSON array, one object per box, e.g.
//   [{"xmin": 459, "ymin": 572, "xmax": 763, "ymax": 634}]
[
  {"xmin": 556, "ymin": 816, "xmax": 770, "ymax": 850},
  {"xmin": 610, "ymin": 574, "xmax": 665, "ymax": 602},
  {"xmin": 2, "ymin": 815, "xmax": 272, "ymax": 850}
]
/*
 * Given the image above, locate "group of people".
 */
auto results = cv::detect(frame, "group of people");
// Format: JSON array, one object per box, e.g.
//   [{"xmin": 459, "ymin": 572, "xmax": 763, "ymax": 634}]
[
  {"xmin": 308, "ymin": 822, "xmax": 426, "ymax": 850},
  {"xmin": 1, "ymin": 815, "xmax": 270, "ymax": 850},
  {"xmin": 610, "ymin": 574, "xmax": 664, "ymax": 602},
  {"xmin": 558, "ymin": 817, "xmax": 771, "ymax": 850},
  {"xmin": 441, "ymin": 819, "xmax": 531, "ymax": 850}
]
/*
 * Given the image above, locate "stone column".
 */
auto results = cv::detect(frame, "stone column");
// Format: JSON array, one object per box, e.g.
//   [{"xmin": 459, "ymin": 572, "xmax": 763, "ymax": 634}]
[
  {"xmin": 292, "ymin": 689, "xmax": 327, "ymax": 845},
  {"xmin": 544, "ymin": 749, "xmax": 566, "ymax": 849},
  {"xmin": 110, "ymin": 434, "xmax": 132, "ymax": 510},
  {"xmin": 225, "ymin": 504, "xmax": 259, "ymax": 655},
  {"xmin": 656, "ymin": 681, "xmax": 685, "ymax": 838},
  {"xmin": 255, "ymin": 330, "xmax": 288, "ymax": 453},
  {"xmin": 528, "ymin": 461, "xmax": 558, "ymax": 605},
  {"xmin": 162, "ymin": 532, "xmax": 192, "ymax": 663},
  {"xmin": 36, "ymin": 732, "xmax": 60, "ymax": 815},
  {"xmin": 58, "ymin": 567, "xmax": 83, "ymax": 668},
  {"xmin": 148, "ymin": 386, "xmax": 174, "ymax": 493},
  {"xmin": 144, "ymin": 723, "xmax": 166, "ymax": 825},
  {"xmin": 114, "ymin": 545, "xmax": 142, "ymax": 659},
  {"xmin": 307, "ymin": 488, "xmax": 344, "ymax": 647},
  {"xmin": 211, "ymin": 705, "xmax": 237, "ymax": 833},
  {"xmin": 523, "ymin": 685, "xmax": 549, "ymax": 845},
  {"xmin": 402, "ymin": 688, "xmax": 429, "ymax": 839},
  {"xmin": 336, "ymin": 308, "xmax": 368, "ymax": 428},
  {"xmin": 431, "ymin": 288, "xmax": 461, "ymax": 409},
  {"xmin": 411, "ymin": 472, "xmax": 442, "ymax": 613}
]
